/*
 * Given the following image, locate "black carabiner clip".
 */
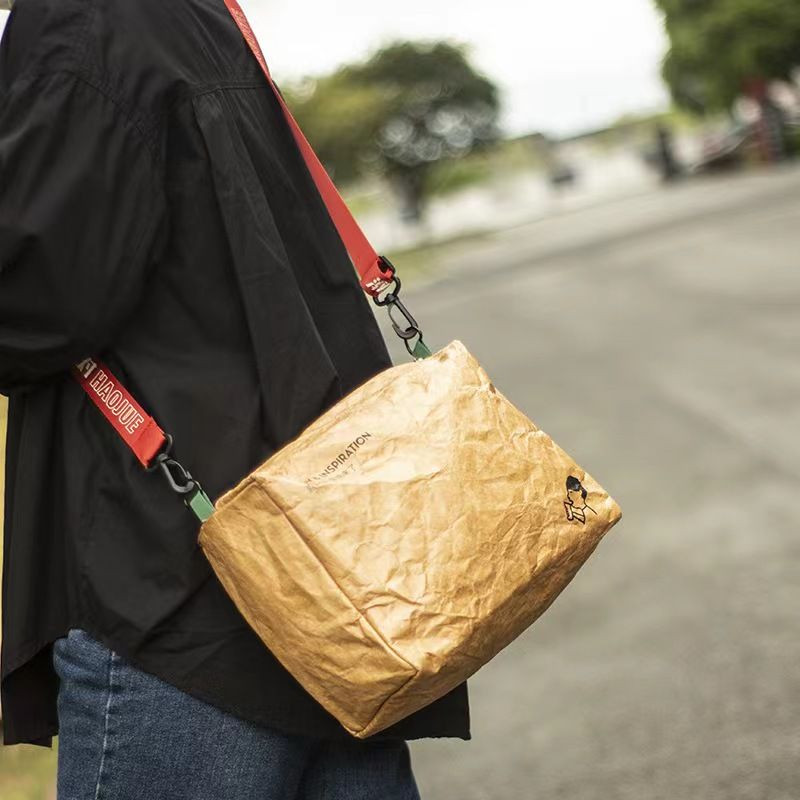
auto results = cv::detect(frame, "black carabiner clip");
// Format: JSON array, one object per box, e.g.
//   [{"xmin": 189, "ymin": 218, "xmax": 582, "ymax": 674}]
[
  {"xmin": 371, "ymin": 255, "xmax": 427, "ymax": 357},
  {"xmin": 386, "ymin": 295, "xmax": 421, "ymax": 341},
  {"xmin": 146, "ymin": 434, "xmax": 197, "ymax": 496},
  {"xmin": 157, "ymin": 457, "xmax": 197, "ymax": 496}
]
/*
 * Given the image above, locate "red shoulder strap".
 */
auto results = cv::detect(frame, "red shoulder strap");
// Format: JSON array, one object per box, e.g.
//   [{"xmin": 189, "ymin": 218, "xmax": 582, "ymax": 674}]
[
  {"xmin": 222, "ymin": 0, "xmax": 395, "ymax": 297},
  {"xmin": 72, "ymin": 358, "xmax": 167, "ymax": 467}
]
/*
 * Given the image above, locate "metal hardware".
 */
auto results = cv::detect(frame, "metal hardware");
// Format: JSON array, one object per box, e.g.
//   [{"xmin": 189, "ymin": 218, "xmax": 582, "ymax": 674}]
[
  {"xmin": 144, "ymin": 434, "xmax": 215, "ymax": 521},
  {"xmin": 146, "ymin": 434, "xmax": 197, "ymax": 496},
  {"xmin": 386, "ymin": 295, "xmax": 421, "ymax": 341},
  {"xmin": 371, "ymin": 255, "xmax": 429, "ymax": 358}
]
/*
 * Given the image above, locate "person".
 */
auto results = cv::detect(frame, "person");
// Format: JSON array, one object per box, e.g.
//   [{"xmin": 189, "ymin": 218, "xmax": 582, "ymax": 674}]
[
  {"xmin": 0, "ymin": 1, "xmax": 470, "ymax": 797},
  {"xmin": 654, "ymin": 123, "xmax": 681, "ymax": 182}
]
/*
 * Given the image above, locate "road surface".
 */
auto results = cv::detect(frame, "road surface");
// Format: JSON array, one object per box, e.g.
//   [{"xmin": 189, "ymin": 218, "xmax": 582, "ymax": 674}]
[{"xmin": 376, "ymin": 166, "xmax": 800, "ymax": 800}]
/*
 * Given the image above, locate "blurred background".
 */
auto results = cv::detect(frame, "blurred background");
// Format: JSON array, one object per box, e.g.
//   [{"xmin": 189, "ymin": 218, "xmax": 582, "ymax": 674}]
[{"xmin": 1, "ymin": 0, "xmax": 798, "ymax": 798}]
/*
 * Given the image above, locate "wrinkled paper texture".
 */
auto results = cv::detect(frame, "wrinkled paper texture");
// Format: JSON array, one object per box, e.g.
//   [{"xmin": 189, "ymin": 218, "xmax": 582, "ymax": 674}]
[{"xmin": 199, "ymin": 340, "xmax": 621, "ymax": 737}]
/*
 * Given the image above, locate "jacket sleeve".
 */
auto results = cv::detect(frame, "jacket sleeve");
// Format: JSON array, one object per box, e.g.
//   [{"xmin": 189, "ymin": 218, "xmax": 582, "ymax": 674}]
[{"xmin": 0, "ymin": 70, "xmax": 167, "ymax": 395}]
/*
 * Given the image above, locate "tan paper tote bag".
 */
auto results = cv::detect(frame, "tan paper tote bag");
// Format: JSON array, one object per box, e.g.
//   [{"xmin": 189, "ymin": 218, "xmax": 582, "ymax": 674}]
[{"xmin": 73, "ymin": 0, "xmax": 622, "ymax": 739}]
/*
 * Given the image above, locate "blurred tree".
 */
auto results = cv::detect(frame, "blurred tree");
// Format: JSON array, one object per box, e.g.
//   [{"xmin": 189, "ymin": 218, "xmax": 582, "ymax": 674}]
[
  {"xmin": 656, "ymin": 0, "xmax": 800, "ymax": 112},
  {"xmin": 286, "ymin": 41, "xmax": 500, "ymax": 222}
]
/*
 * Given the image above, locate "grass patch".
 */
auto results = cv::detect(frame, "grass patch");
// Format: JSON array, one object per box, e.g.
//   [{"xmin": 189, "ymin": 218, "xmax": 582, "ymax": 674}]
[{"xmin": 0, "ymin": 740, "xmax": 57, "ymax": 800}]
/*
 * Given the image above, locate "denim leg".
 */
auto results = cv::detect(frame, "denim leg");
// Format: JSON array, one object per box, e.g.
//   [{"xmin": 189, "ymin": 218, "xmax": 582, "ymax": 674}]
[
  {"xmin": 298, "ymin": 738, "xmax": 422, "ymax": 800},
  {"xmin": 53, "ymin": 629, "xmax": 312, "ymax": 800}
]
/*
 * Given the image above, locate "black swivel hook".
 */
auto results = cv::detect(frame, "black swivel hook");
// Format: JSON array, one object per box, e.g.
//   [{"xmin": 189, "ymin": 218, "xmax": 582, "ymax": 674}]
[
  {"xmin": 372, "ymin": 256, "xmax": 428, "ymax": 357},
  {"xmin": 146, "ymin": 434, "xmax": 197, "ymax": 496}
]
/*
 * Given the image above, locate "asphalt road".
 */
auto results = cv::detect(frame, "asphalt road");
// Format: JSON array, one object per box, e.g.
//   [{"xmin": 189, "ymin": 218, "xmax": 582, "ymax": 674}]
[{"xmin": 377, "ymin": 166, "xmax": 800, "ymax": 800}]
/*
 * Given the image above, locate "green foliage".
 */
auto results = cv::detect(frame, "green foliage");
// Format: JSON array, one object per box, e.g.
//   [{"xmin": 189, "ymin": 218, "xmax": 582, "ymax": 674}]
[
  {"xmin": 656, "ymin": 0, "xmax": 800, "ymax": 111},
  {"xmin": 285, "ymin": 41, "xmax": 501, "ymax": 220},
  {"xmin": 284, "ymin": 77, "xmax": 388, "ymax": 185}
]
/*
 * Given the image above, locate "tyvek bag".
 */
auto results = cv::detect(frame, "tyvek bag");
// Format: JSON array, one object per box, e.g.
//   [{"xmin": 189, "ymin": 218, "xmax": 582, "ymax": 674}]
[{"xmin": 198, "ymin": 340, "xmax": 621, "ymax": 738}]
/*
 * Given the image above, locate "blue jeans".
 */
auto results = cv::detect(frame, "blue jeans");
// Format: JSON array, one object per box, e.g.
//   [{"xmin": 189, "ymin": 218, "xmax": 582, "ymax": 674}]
[{"xmin": 53, "ymin": 629, "xmax": 421, "ymax": 800}]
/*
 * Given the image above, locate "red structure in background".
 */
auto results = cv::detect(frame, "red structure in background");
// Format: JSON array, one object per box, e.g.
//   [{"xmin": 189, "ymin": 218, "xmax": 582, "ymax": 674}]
[{"xmin": 745, "ymin": 77, "xmax": 788, "ymax": 164}]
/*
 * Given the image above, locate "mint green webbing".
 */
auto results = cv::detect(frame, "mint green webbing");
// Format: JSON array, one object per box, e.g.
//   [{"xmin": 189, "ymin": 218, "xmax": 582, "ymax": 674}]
[
  {"xmin": 188, "ymin": 488, "xmax": 216, "ymax": 522},
  {"xmin": 412, "ymin": 338, "xmax": 433, "ymax": 360}
]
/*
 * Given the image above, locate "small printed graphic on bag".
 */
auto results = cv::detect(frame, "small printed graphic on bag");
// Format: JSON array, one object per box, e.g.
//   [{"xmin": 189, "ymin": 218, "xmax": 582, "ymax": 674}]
[{"xmin": 564, "ymin": 476, "xmax": 597, "ymax": 524}]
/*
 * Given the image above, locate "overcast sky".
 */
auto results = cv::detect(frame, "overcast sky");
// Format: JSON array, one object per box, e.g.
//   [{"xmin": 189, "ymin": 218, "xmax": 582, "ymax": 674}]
[{"xmin": 1, "ymin": 0, "xmax": 670, "ymax": 136}]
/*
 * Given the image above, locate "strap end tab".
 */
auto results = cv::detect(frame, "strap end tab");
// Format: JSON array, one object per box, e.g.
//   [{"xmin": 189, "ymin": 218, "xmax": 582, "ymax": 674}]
[{"xmin": 360, "ymin": 256, "xmax": 396, "ymax": 297}]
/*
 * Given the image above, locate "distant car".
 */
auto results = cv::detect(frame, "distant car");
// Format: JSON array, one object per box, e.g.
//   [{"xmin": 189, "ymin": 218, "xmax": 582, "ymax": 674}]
[{"xmin": 548, "ymin": 163, "xmax": 577, "ymax": 187}]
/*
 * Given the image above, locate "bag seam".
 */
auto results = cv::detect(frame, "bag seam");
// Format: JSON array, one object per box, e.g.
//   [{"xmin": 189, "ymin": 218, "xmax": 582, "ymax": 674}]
[{"xmin": 256, "ymin": 480, "xmax": 419, "ymax": 732}]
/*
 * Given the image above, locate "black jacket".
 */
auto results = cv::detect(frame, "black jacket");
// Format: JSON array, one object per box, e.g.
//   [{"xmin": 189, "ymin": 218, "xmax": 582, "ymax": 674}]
[{"xmin": 0, "ymin": 0, "xmax": 469, "ymax": 746}]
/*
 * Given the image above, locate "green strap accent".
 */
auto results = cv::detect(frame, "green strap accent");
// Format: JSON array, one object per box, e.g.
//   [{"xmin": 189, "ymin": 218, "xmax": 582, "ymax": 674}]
[
  {"xmin": 187, "ymin": 488, "xmax": 216, "ymax": 523},
  {"xmin": 411, "ymin": 338, "xmax": 433, "ymax": 360}
]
